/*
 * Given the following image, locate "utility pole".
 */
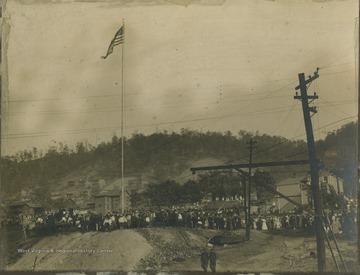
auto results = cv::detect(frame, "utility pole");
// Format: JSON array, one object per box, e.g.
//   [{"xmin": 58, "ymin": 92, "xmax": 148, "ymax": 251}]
[
  {"xmin": 294, "ymin": 68, "xmax": 326, "ymax": 272},
  {"xmin": 246, "ymin": 139, "xmax": 257, "ymax": 241},
  {"xmin": 242, "ymin": 175, "xmax": 247, "ymax": 237}
]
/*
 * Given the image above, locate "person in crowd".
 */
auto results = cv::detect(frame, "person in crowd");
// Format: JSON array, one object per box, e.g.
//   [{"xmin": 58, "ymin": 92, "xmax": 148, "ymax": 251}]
[
  {"xmin": 200, "ymin": 248, "xmax": 209, "ymax": 272},
  {"xmin": 331, "ymin": 216, "xmax": 342, "ymax": 237},
  {"xmin": 261, "ymin": 217, "xmax": 268, "ymax": 230},
  {"xmin": 209, "ymin": 248, "xmax": 217, "ymax": 273},
  {"xmin": 118, "ymin": 215, "xmax": 125, "ymax": 229}
]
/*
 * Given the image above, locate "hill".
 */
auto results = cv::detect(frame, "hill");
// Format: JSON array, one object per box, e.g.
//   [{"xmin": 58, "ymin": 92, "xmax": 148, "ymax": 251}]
[{"xmin": 0, "ymin": 122, "xmax": 357, "ymax": 205}]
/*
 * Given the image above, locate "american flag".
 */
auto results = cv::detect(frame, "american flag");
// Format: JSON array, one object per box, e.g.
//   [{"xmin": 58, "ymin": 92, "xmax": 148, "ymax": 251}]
[{"xmin": 101, "ymin": 25, "xmax": 124, "ymax": 59}]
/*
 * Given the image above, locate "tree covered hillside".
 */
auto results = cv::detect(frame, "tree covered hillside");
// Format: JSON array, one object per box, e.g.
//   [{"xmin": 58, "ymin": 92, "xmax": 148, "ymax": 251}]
[
  {"xmin": 1, "ymin": 122, "xmax": 357, "ymax": 200},
  {"xmin": 317, "ymin": 121, "xmax": 357, "ymax": 195}
]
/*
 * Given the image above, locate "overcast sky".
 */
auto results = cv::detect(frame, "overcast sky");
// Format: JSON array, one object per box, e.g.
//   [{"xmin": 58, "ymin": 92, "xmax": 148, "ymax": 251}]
[{"xmin": 1, "ymin": 0, "xmax": 358, "ymax": 156}]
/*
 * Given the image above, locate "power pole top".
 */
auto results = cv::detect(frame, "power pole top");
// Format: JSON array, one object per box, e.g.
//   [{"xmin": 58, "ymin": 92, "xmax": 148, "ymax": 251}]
[
  {"xmin": 246, "ymin": 139, "xmax": 257, "ymax": 149},
  {"xmin": 295, "ymin": 68, "xmax": 319, "ymax": 90}
]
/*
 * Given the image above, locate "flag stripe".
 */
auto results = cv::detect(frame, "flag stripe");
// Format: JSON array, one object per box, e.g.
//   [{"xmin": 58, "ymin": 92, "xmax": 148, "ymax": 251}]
[{"xmin": 101, "ymin": 25, "xmax": 124, "ymax": 59}]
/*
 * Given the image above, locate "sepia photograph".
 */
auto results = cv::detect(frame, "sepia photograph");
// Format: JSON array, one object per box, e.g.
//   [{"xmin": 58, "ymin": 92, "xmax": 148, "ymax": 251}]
[{"xmin": 0, "ymin": 0, "xmax": 358, "ymax": 274}]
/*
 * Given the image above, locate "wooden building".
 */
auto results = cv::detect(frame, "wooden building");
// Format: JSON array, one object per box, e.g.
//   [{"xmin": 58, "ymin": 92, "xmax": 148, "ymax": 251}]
[
  {"xmin": 7, "ymin": 201, "xmax": 43, "ymax": 217},
  {"xmin": 94, "ymin": 190, "xmax": 121, "ymax": 214}
]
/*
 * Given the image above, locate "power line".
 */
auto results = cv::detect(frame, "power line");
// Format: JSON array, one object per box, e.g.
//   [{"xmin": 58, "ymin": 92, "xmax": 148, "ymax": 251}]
[
  {"xmin": 318, "ymin": 53, "xmax": 353, "ymax": 70},
  {"xmin": 7, "ymin": 98, "xmax": 355, "ymax": 117},
  {"xmin": 1, "ymin": 125, "xmax": 122, "ymax": 139},
  {"xmin": 230, "ymin": 115, "xmax": 357, "ymax": 163},
  {"xmin": 273, "ymin": 100, "xmax": 297, "ymax": 136},
  {"xmin": 193, "ymin": 81, "xmax": 298, "ymax": 131},
  {"xmin": 320, "ymin": 62, "xmax": 353, "ymax": 69},
  {"xmin": 7, "ymin": 92, "xmax": 140, "ymax": 103},
  {"xmin": 320, "ymin": 106, "xmax": 347, "ymax": 121},
  {"xmin": 3, "ymin": 105, "xmax": 356, "ymax": 142},
  {"xmin": 319, "ymin": 96, "xmax": 353, "ymax": 118},
  {"xmin": 320, "ymin": 69, "xmax": 355, "ymax": 76},
  {"xmin": 5, "ymin": 75, "xmax": 297, "ymax": 105}
]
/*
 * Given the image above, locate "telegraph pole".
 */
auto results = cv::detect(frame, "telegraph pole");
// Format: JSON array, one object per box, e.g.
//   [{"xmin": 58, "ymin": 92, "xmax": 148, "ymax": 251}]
[
  {"xmin": 246, "ymin": 139, "xmax": 257, "ymax": 240},
  {"xmin": 294, "ymin": 68, "xmax": 325, "ymax": 271},
  {"xmin": 242, "ymin": 174, "xmax": 248, "ymax": 239}
]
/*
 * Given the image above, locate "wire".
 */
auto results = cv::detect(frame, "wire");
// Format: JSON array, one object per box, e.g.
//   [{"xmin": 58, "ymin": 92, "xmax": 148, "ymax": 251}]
[
  {"xmin": 6, "ymin": 74, "xmax": 297, "ymax": 105},
  {"xmin": 320, "ymin": 96, "xmax": 353, "ymax": 118},
  {"xmin": 6, "ymin": 97, "xmax": 354, "ymax": 117},
  {"xmin": 2, "ymin": 125, "xmax": 122, "ymax": 139},
  {"xmin": 320, "ymin": 69, "xmax": 355, "ymax": 76},
  {"xmin": 318, "ymin": 53, "xmax": 353, "ymax": 70},
  {"xmin": 229, "ymin": 114, "xmax": 357, "ymax": 164},
  {"xmin": 197, "ymin": 81, "xmax": 298, "ymax": 131},
  {"xmin": 293, "ymin": 117, "xmax": 305, "ymax": 138},
  {"xmin": 273, "ymin": 100, "xmax": 297, "ymax": 136},
  {"xmin": 7, "ymin": 92, "xmax": 140, "ymax": 103},
  {"xmin": 320, "ymin": 62, "xmax": 353, "ymax": 69},
  {"xmin": 6, "ymin": 94, "xmax": 289, "ymax": 116},
  {"xmin": 320, "ymin": 105, "xmax": 346, "ymax": 121},
  {"xmin": 275, "ymin": 150, "xmax": 309, "ymax": 162}
]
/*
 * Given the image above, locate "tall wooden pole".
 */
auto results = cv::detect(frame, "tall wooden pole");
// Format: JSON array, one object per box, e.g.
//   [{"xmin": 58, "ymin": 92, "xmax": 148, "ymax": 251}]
[
  {"xmin": 121, "ymin": 19, "xmax": 125, "ymax": 213},
  {"xmin": 295, "ymin": 70, "xmax": 325, "ymax": 271},
  {"xmin": 242, "ymin": 175, "xmax": 248, "ymax": 237},
  {"xmin": 246, "ymin": 139, "xmax": 256, "ymax": 240}
]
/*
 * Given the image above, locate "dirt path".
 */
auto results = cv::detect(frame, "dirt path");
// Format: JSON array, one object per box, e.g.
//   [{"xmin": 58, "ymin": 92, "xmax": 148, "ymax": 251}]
[{"xmin": 155, "ymin": 229, "xmax": 320, "ymax": 272}]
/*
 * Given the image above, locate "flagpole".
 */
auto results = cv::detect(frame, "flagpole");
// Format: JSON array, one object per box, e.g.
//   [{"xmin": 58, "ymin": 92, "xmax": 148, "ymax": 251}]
[
  {"xmin": 121, "ymin": 19, "xmax": 125, "ymax": 214},
  {"xmin": 101, "ymin": 22, "xmax": 125, "ymax": 213}
]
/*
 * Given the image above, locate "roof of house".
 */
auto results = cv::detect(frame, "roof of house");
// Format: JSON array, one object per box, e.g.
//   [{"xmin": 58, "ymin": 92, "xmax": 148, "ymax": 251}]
[
  {"xmin": 94, "ymin": 190, "xmax": 121, "ymax": 197},
  {"xmin": 52, "ymin": 197, "xmax": 78, "ymax": 208},
  {"xmin": 276, "ymin": 176, "xmax": 309, "ymax": 186},
  {"xmin": 8, "ymin": 201, "xmax": 43, "ymax": 208}
]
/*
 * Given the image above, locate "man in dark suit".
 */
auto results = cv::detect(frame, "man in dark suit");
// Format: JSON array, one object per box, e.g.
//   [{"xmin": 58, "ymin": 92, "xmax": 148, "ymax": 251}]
[
  {"xmin": 200, "ymin": 248, "xmax": 209, "ymax": 272},
  {"xmin": 209, "ymin": 248, "xmax": 217, "ymax": 273}
]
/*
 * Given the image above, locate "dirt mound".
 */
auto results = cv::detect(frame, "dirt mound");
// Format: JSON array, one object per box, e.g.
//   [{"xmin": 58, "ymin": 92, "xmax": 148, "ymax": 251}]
[{"xmin": 8, "ymin": 230, "xmax": 153, "ymax": 271}]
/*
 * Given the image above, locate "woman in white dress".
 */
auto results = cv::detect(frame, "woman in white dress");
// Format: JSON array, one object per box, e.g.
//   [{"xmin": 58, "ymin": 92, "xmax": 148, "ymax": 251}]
[
  {"xmin": 331, "ymin": 217, "xmax": 341, "ymax": 237},
  {"xmin": 261, "ymin": 217, "xmax": 268, "ymax": 230},
  {"xmin": 274, "ymin": 216, "xmax": 282, "ymax": 229}
]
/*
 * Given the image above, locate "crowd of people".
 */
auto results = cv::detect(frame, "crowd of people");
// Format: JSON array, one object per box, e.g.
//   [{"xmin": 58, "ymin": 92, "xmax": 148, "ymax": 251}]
[{"xmin": 2, "ymin": 205, "xmax": 357, "ymax": 241}]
